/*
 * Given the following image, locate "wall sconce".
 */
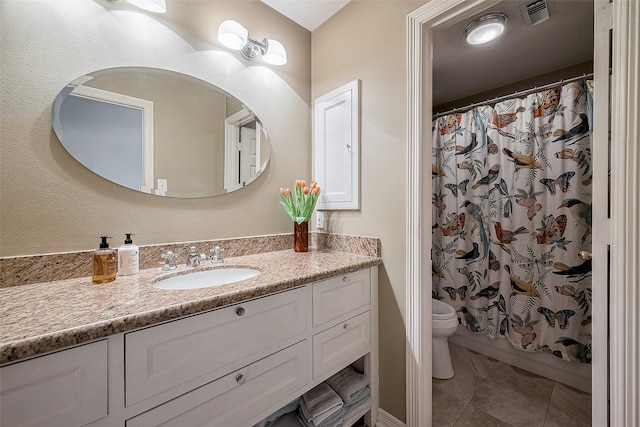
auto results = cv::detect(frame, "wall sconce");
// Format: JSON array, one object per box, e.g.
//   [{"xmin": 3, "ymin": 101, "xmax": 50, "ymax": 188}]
[
  {"xmin": 126, "ymin": 0, "xmax": 167, "ymax": 13},
  {"xmin": 218, "ymin": 20, "xmax": 287, "ymax": 66},
  {"xmin": 463, "ymin": 13, "xmax": 507, "ymax": 45}
]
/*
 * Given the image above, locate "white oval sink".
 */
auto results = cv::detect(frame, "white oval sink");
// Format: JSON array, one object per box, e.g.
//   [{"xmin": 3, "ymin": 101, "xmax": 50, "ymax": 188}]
[{"xmin": 154, "ymin": 268, "xmax": 260, "ymax": 290}]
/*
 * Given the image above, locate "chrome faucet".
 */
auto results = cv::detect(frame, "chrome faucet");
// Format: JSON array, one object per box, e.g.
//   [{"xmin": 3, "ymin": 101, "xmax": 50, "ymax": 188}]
[
  {"xmin": 186, "ymin": 246, "xmax": 206, "ymax": 267},
  {"xmin": 210, "ymin": 245, "xmax": 225, "ymax": 264},
  {"xmin": 161, "ymin": 251, "xmax": 178, "ymax": 271}
]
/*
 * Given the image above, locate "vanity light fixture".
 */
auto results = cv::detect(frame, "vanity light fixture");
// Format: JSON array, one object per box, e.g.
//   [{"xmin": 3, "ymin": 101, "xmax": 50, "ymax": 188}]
[
  {"xmin": 463, "ymin": 13, "xmax": 507, "ymax": 45},
  {"xmin": 217, "ymin": 20, "xmax": 288, "ymax": 65},
  {"xmin": 126, "ymin": 0, "xmax": 167, "ymax": 13}
]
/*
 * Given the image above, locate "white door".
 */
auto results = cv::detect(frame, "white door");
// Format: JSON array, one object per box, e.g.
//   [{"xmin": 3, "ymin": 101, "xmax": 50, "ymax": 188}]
[
  {"xmin": 240, "ymin": 126, "xmax": 257, "ymax": 186},
  {"xmin": 405, "ymin": 1, "xmax": 640, "ymax": 426},
  {"xmin": 590, "ymin": 1, "xmax": 612, "ymax": 425}
]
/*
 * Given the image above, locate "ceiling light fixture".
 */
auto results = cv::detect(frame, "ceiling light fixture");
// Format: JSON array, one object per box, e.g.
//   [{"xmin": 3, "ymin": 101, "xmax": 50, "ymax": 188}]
[
  {"xmin": 126, "ymin": 0, "xmax": 167, "ymax": 13},
  {"xmin": 218, "ymin": 20, "xmax": 288, "ymax": 66},
  {"xmin": 463, "ymin": 13, "xmax": 507, "ymax": 45}
]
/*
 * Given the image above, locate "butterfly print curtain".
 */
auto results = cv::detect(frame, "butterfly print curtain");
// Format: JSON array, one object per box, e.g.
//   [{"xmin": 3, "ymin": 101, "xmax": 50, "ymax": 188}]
[{"xmin": 432, "ymin": 81, "xmax": 593, "ymax": 363}]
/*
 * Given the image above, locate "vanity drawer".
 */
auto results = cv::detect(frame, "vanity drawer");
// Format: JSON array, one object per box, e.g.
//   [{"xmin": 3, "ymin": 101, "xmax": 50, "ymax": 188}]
[
  {"xmin": 0, "ymin": 340, "xmax": 108, "ymax": 427},
  {"xmin": 313, "ymin": 311, "xmax": 370, "ymax": 380},
  {"xmin": 126, "ymin": 341, "xmax": 308, "ymax": 427},
  {"xmin": 313, "ymin": 269, "xmax": 370, "ymax": 328},
  {"xmin": 125, "ymin": 287, "xmax": 307, "ymax": 407}
]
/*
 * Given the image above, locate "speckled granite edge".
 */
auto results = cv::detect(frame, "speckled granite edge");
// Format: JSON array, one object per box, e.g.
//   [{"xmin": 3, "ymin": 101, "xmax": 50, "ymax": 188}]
[
  {"xmin": 0, "ymin": 250, "xmax": 382, "ymax": 364},
  {"xmin": 312, "ymin": 232, "xmax": 380, "ymax": 258},
  {"xmin": 0, "ymin": 233, "xmax": 380, "ymax": 288}
]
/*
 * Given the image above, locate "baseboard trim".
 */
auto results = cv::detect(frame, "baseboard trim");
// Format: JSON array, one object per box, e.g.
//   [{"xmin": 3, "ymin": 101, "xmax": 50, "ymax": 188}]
[
  {"xmin": 449, "ymin": 326, "xmax": 592, "ymax": 393},
  {"xmin": 376, "ymin": 409, "xmax": 406, "ymax": 427}
]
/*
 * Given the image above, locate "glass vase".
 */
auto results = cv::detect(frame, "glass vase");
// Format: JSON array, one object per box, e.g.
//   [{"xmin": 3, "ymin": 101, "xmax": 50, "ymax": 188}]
[{"xmin": 294, "ymin": 221, "xmax": 309, "ymax": 252}]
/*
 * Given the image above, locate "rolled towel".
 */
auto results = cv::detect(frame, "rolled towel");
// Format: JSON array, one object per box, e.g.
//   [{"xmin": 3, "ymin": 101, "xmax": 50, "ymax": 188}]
[
  {"xmin": 301, "ymin": 383, "xmax": 343, "ymax": 425},
  {"xmin": 325, "ymin": 366, "xmax": 369, "ymax": 404}
]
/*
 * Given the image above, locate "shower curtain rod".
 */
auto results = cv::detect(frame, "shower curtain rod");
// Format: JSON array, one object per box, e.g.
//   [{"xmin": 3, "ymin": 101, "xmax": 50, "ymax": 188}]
[{"xmin": 432, "ymin": 73, "xmax": 594, "ymax": 120}]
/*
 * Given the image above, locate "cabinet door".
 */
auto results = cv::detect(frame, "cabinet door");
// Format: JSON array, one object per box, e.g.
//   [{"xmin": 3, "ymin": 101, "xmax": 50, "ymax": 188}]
[
  {"xmin": 314, "ymin": 79, "xmax": 359, "ymax": 210},
  {"xmin": 0, "ymin": 341, "xmax": 108, "ymax": 427},
  {"xmin": 125, "ymin": 287, "xmax": 306, "ymax": 406},
  {"xmin": 313, "ymin": 312, "xmax": 371, "ymax": 380},
  {"xmin": 126, "ymin": 341, "xmax": 307, "ymax": 427}
]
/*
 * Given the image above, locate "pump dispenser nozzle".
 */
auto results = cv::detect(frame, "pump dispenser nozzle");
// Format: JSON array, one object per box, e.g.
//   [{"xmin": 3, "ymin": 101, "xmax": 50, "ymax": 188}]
[
  {"xmin": 124, "ymin": 233, "xmax": 134, "ymax": 244},
  {"xmin": 99, "ymin": 236, "xmax": 112, "ymax": 249}
]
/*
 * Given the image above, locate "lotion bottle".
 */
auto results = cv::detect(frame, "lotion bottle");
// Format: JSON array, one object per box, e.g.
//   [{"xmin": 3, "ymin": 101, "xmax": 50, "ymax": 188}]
[
  {"xmin": 92, "ymin": 236, "xmax": 117, "ymax": 284},
  {"xmin": 118, "ymin": 233, "xmax": 139, "ymax": 276}
]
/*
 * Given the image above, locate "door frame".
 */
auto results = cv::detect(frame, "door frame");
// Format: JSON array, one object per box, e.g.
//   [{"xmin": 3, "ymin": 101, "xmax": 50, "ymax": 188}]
[
  {"xmin": 405, "ymin": 1, "xmax": 640, "ymax": 426},
  {"xmin": 224, "ymin": 108, "xmax": 258, "ymax": 192}
]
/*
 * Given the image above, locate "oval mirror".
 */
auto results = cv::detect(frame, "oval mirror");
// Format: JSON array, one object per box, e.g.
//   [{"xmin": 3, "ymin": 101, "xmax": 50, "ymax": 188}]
[{"xmin": 51, "ymin": 67, "xmax": 270, "ymax": 198}]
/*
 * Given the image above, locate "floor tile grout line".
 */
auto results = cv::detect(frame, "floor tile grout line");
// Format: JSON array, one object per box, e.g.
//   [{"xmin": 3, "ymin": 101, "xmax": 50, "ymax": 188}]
[{"xmin": 542, "ymin": 381, "xmax": 557, "ymax": 425}]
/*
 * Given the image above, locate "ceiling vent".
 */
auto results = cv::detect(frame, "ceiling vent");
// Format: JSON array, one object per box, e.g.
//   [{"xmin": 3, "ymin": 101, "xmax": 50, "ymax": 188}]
[{"xmin": 521, "ymin": 0, "xmax": 551, "ymax": 25}]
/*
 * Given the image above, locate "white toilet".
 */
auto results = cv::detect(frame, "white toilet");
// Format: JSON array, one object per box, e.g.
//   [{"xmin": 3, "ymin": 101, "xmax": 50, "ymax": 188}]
[{"xmin": 432, "ymin": 299, "xmax": 459, "ymax": 379}]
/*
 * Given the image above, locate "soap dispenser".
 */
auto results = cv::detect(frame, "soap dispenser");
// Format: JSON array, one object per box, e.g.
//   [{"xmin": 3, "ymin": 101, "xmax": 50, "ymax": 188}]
[
  {"xmin": 118, "ymin": 233, "xmax": 139, "ymax": 276},
  {"xmin": 92, "ymin": 236, "xmax": 117, "ymax": 284}
]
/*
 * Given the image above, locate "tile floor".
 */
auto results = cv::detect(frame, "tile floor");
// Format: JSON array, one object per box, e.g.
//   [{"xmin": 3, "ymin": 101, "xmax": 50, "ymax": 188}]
[{"xmin": 432, "ymin": 344, "xmax": 592, "ymax": 427}]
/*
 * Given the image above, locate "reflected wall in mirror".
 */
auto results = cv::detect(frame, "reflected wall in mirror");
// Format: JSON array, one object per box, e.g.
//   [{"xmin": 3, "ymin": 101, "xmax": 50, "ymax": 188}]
[{"xmin": 51, "ymin": 67, "xmax": 271, "ymax": 198}]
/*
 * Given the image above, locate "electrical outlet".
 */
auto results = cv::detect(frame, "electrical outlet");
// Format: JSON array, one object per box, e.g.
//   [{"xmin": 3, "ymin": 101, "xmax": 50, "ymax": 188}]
[
  {"xmin": 156, "ymin": 178, "xmax": 168, "ymax": 196},
  {"xmin": 316, "ymin": 211, "xmax": 325, "ymax": 229}
]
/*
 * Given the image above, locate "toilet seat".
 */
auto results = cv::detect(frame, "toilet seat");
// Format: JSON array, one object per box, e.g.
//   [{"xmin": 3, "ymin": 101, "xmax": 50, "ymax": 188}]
[{"xmin": 432, "ymin": 299, "xmax": 457, "ymax": 321}]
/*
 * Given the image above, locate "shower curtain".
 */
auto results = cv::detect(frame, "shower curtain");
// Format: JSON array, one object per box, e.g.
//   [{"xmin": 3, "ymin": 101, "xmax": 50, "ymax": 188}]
[{"xmin": 432, "ymin": 81, "xmax": 593, "ymax": 363}]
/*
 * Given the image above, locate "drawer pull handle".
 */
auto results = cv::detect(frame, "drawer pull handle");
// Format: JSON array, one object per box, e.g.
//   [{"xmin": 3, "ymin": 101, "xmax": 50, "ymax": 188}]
[
  {"xmin": 235, "ymin": 307, "xmax": 245, "ymax": 316},
  {"xmin": 342, "ymin": 276, "xmax": 351, "ymax": 283},
  {"xmin": 235, "ymin": 373, "xmax": 245, "ymax": 385},
  {"xmin": 343, "ymin": 323, "xmax": 349, "ymax": 329}
]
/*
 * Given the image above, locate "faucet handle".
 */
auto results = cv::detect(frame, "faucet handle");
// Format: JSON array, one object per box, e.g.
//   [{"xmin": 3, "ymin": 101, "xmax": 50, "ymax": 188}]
[
  {"xmin": 210, "ymin": 245, "xmax": 225, "ymax": 263},
  {"xmin": 189, "ymin": 246, "xmax": 197, "ymax": 255},
  {"xmin": 161, "ymin": 251, "xmax": 178, "ymax": 271}
]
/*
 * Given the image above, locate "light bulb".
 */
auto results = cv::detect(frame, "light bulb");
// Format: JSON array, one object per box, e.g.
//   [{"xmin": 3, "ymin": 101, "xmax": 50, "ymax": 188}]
[
  {"xmin": 262, "ymin": 39, "xmax": 287, "ymax": 65},
  {"xmin": 218, "ymin": 20, "xmax": 249, "ymax": 51}
]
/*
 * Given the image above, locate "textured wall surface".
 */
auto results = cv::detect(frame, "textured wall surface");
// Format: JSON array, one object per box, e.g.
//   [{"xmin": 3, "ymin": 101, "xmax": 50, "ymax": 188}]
[
  {"xmin": 312, "ymin": 1, "xmax": 426, "ymax": 421},
  {"xmin": 0, "ymin": 0, "xmax": 311, "ymax": 256}
]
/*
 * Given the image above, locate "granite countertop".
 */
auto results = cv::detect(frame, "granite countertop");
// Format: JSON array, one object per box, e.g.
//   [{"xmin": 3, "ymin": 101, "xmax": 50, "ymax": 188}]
[{"xmin": 0, "ymin": 249, "xmax": 381, "ymax": 365}]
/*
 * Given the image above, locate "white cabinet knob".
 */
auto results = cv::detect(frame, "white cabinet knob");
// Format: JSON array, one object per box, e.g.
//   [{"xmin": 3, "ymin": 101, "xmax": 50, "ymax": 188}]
[
  {"xmin": 235, "ymin": 307, "xmax": 245, "ymax": 316},
  {"xmin": 235, "ymin": 373, "xmax": 245, "ymax": 385}
]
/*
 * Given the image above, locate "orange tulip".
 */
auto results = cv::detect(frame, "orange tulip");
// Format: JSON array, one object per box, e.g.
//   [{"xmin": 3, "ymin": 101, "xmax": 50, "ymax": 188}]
[
  {"xmin": 303, "ymin": 187, "xmax": 309, "ymax": 194},
  {"xmin": 301, "ymin": 180, "xmax": 307, "ymax": 187},
  {"xmin": 311, "ymin": 187, "xmax": 320, "ymax": 196}
]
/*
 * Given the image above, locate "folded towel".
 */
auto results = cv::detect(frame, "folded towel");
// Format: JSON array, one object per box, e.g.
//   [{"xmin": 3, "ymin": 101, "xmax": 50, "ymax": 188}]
[
  {"xmin": 264, "ymin": 398, "xmax": 301, "ymax": 427},
  {"xmin": 301, "ymin": 383, "xmax": 343, "ymax": 425},
  {"xmin": 343, "ymin": 394, "xmax": 371, "ymax": 420},
  {"xmin": 300, "ymin": 394, "xmax": 342, "ymax": 425},
  {"xmin": 344, "ymin": 386, "xmax": 371, "ymax": 408},
  {"xmin": 270, "ymin": 412, "xmax": 304, "ymax": 427},
  {"xmin": 343, "ymin": 386, "xmax": 369, "ymax": 411},
  {"xmin": 297, "ymin": 408, "xmax": 343, "ymax": 427},
  {"xmin": 325, "ymin": 366, "xmax": 369, "ymax": 404}
]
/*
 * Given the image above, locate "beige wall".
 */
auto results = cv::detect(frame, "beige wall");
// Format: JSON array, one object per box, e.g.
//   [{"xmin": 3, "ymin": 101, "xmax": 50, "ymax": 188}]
[
  {"xmin": 312, "ymin": 1, "xmax": 425, "ymax": 421},
  {"xmin": 0, "ymin": 0, "xmax": 311, "ymax": 255}
]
